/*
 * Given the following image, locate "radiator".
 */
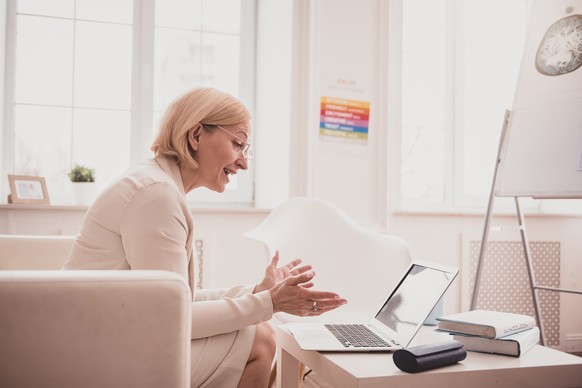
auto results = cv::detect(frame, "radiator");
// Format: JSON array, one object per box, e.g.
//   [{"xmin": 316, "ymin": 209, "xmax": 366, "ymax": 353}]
[
  {"xmin": 467, "ymin": 240, "xmax": 560, "ymax": 346},
  {"xmin": 195, "ymin": 239, "xmax": 204, "ymax": 289}
]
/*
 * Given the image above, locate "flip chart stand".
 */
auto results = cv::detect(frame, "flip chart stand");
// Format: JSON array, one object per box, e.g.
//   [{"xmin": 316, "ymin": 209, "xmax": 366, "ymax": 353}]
[{"xmin": 470, "ymin": 110, "xmax": 582, "ymax": 346}]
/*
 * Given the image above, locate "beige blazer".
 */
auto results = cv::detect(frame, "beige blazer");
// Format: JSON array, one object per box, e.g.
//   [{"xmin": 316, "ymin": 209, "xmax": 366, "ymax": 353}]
[{"xmin": 63, "ymin": 156, "xmax": 273, "ymax": 339}]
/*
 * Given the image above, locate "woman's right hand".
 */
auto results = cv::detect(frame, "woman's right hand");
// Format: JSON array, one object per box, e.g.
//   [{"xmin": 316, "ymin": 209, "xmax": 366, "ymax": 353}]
[{"xmin": 268, "ymin": 271, "xmax": 347, "ymax": 316}]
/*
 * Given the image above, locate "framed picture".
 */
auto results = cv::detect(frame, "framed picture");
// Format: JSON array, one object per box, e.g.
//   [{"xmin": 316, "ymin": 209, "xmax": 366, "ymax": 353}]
[{"xmin": 7, "ymin": 175, "xmax": 50, "ymax": 205}]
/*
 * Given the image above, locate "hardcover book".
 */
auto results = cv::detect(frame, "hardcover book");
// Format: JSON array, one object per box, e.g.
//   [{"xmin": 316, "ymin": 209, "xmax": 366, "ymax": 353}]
[
  {"xmin": 436, "ymin": 310, "xmax": 536, "ymax": 339},
  {"xmin": 453, "ymin": 326, "xmax": 540, "ymax": 357}
]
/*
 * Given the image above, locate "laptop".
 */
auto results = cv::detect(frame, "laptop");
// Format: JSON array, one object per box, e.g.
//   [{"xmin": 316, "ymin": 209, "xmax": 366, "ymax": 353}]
[{"xmin": 287, "ymin": 261, "xmax": 458, "ymax": 352}]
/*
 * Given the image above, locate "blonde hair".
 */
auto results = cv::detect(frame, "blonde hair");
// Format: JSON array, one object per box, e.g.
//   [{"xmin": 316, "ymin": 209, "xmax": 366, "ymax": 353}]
[{"xmin": 151, "ymin": 87, "xmax": 251, "ymax": 170}]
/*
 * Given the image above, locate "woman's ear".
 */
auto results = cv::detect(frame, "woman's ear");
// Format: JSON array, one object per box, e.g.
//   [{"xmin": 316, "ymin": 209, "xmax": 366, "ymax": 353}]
[{"xmin": 188, "ymin": 123, "xmax": 203, "ymax": 151}]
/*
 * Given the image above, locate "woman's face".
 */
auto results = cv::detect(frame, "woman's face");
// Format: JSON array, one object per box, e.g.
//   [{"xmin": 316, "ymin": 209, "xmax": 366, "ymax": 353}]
[{"xmin": 189, "ymin": 123, "xmax": 251, "ymax": 193}]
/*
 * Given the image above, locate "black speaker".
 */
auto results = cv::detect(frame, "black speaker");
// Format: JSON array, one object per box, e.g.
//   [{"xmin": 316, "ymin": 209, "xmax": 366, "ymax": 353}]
[{"xmin": 393, "ymin": 340, "xmax": 466, "ymax": 373}]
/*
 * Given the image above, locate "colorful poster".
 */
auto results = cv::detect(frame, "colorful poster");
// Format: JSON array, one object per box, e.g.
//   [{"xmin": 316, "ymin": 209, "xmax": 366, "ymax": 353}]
[{"xmin": 319, "ymin": 96, "xmax": 370, "ymax": 141}]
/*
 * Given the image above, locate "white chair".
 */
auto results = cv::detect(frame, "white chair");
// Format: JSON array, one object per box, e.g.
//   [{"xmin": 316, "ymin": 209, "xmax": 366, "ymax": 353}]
[{"xmin": 244, "ymin": 197, "xmax": 412, "ymax": 322}]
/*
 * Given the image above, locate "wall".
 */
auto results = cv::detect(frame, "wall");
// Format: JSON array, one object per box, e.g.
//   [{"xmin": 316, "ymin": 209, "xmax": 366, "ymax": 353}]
[
  {"xmin": 254, "ymin": 0, "xmax": 292, "ymax": 209},
  {"xmin": 290, "ymin": 0, "xmax": 388, "ymax": 229},
  {"xmin": 310, "ymin": 0, "xmax": 385, "ymax": 228},
  {"xmin": 0, "ymin": 205, "xmax": 270, "ymax": 288},
  {"xmin": 2, "ymin": 206, "xmax": 581, "ymax": 351},
  {"xmin": 389, "ymin": 211, "xmax": 582, "ymax": 351}
]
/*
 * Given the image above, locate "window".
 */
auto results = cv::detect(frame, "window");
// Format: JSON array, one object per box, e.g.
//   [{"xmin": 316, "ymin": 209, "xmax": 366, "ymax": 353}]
[
  {"xmin": 152, "ymin": 0, "xmax": 255, "ymax": 204},
  {"xmin": 2, "ymin": 0, "xmax": 254, "ymax": 205},
  {"xmin": 399, "ymin": 0, "xmax": 530, "ymax": 211}
]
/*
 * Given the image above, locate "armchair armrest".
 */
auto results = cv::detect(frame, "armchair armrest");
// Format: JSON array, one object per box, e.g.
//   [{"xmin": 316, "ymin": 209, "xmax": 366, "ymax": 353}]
[{"xmin": 0, "ymin": 270, "xmax": 191, "ymax": 388}]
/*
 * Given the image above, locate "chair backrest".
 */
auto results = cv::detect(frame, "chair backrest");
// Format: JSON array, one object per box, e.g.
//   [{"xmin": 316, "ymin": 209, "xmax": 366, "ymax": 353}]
[
  {"xmin": 244, "ymin": 197, "xmax": 412, "ymax": 322},
  {"xmin": 0, "ymin": 234, "xmax": 75, "ymax": 270}
]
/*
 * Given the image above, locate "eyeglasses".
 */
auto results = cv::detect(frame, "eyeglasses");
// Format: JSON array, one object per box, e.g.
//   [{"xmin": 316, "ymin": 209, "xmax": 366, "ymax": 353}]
[{"xmin": 215, "ymin": 125, "xmax": 254, "ymax": 160}]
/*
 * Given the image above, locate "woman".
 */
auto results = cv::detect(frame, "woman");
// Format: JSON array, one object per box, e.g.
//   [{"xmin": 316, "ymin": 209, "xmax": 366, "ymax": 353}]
[{"xmin": 63, "ymin": 87, "xmax": 347, "ymax": 387}]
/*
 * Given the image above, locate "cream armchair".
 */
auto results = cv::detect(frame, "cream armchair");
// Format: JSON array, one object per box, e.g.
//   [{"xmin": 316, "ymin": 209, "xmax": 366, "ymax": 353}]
[
  {"xmin": 0, "ymin": 235, "xmax": 191, "ymax": 388},
  {"xmin": 0, "ymin": 234, "xmax": 75, "ymax": 270}
]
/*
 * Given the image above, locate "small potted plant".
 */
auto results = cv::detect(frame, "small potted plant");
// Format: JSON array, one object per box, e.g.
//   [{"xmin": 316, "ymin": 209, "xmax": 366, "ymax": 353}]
[
  {"xmin": 68, "ymin": 164, "xmax": 97, "ymax": 205},
  {"xmin": 68, "ymin": 164, "xmax": 96, "ymax": 183}
]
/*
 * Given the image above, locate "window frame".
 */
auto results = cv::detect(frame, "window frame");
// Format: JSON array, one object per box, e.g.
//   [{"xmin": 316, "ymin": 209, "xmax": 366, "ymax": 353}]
[
  {"xmin": 389, "ymin": 0, "xmax": 548, "ymax": 215},
  {"xmin": 1, "ymin": 0, "xmax": 256, "ymax": 206}
]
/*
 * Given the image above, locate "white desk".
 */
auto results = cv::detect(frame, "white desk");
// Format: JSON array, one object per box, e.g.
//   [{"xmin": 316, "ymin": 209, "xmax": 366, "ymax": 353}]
[{"xmin": 276, "ymin": 325, "xmax": 582, "ymax": 388}]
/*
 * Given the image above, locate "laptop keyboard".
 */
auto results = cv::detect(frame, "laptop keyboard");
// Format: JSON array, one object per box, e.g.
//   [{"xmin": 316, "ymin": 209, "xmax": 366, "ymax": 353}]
[{"xmin": 324, "ymin": 324, "xmax": 392, "ymax": 348}]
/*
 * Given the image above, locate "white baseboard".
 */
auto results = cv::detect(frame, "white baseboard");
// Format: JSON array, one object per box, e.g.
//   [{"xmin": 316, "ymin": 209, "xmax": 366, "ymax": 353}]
[{"xmin": 565, "ymin": 333, "xmax": 582, "ymax": 352}]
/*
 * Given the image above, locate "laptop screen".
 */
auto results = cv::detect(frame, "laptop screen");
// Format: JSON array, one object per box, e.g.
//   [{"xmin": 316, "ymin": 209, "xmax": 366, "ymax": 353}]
[{"xmin": 374, "ymin": 263, "xmax": 457, "ymax": 344}]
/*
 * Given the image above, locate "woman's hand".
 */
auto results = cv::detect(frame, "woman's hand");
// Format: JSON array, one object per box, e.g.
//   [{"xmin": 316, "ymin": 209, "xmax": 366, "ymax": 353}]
[
  {"xmin": 268, "ymin": 272, "xmax": 348, "ymax": 316},
  {"xmin": 254, "ymin": 251, "xmax": 312, "ymax": 294}
]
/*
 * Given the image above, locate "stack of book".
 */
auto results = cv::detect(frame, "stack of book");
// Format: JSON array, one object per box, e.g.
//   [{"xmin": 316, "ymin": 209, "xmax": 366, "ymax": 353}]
[{"xmin": 435, "ymin": 310, "xmax": 540, "ymax": 357}]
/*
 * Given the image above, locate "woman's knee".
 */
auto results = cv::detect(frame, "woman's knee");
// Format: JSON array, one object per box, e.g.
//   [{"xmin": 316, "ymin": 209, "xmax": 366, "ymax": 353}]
[{"xmin": 254, "ymin": 322, "xmax": 276, "ymax": 358}]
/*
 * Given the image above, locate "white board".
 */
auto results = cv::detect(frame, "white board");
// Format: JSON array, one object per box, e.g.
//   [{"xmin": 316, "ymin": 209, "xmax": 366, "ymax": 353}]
[
  {"xmin": 497, "ymin": 101, "xmax": 582, "ymax": 198},
  {"xmin": 496, "ymin": 0, "xmax": 582, "ymax": 198}
]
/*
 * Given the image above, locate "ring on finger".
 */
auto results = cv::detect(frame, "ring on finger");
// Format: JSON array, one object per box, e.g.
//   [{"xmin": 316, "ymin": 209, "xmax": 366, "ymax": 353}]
[{"xmin": 312, "ymin": 300, "xmax": 320, "ymax": 312}]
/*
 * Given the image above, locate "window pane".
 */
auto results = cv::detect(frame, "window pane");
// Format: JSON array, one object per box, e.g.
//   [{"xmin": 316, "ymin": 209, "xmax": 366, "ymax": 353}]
[
  {"xmin": 15, "ymin": 15, "xmax": 74, "ymax": 105},
  {"xmin": 14, "ymin": 105, "xmax": 72, "ymax": 200},
  {"xmin": 17, "ymin": 0, "xmax": 74, "ymax": 18},
  {"xmin": 402, "ymin": 129, "xmax": 446, "ymax": 201},
  {"xmin": 75, "ymin": 0, "xmax": 133, "ymax": 24},
  {"xmin": 201, "ymin": 32, "xmax": 240, "ymax": 97},
  {"xmin": 154, "ymin": 3, "xmax": 242, "ymax": 113},
  {"xmin": 154, "ymin": 28, "xmax": 203, "ymax": 112},
  {"xmin": 72, "ymin": 108, "xmax": 130, "ymax": 188},
  {"xmin": 153, "ymin": 29, "xmax": 241, "ymax": 120},
  {"xmin": 155, "ymin": 0, "xmax": 202, "ymax": 29},
  {"xmin": 152, "ymin": 111, "xmax": 161, "ymax": 144},
  {"xmin": 74, "ymin": 21, "xmax": 132, "ymax": 109},
  {"xmin": 202, "ymin": 0, "xmax": 240, "ymax": 33},
  {"xmin": 463, "ymin": 0, "xmax": 528, "ymax": 196},
  {"xmin": 401, "ymin": 0, "xmax": 446, "ymax": 201}
]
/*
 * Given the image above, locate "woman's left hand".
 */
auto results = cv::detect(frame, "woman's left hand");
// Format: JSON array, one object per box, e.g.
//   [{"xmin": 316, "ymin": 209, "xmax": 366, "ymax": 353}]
[{"xmin": 254, "ymin": 251, "xmax": 313, "ymax": 294}]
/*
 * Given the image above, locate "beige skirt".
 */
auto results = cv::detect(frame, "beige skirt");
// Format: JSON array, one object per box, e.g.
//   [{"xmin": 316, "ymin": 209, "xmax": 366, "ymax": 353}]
[{"xmin": 190, "ymin": 325, "xmax": 256, "ymax": 388}]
